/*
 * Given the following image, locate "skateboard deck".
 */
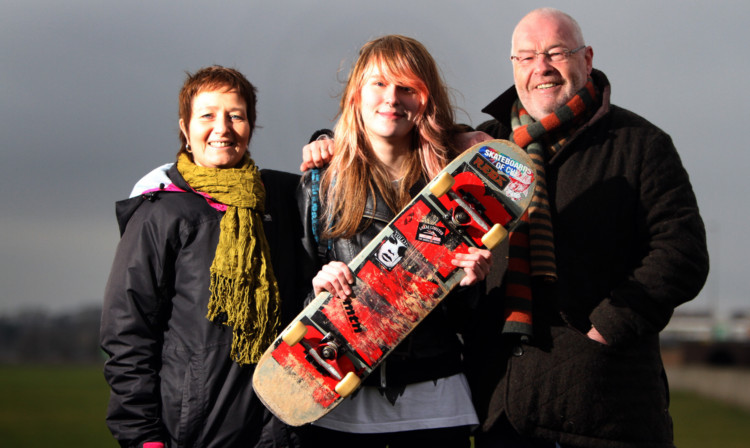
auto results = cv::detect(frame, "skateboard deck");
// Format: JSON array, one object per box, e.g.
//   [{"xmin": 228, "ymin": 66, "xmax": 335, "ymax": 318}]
[{"xmin": 253, "ymin": 139, "xmax": 536, "ymax": 426}]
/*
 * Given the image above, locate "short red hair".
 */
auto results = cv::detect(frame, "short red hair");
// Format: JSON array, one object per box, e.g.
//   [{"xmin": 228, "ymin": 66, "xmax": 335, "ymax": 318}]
[{"xmin": 176, "ymin": 65, "xmax": 258, "ymax": 160}]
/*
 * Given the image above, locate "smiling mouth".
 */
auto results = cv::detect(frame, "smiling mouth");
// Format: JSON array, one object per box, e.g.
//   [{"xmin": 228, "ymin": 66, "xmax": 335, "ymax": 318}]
[
  {"xmin": 379, "ymin": 113, "xmax": 405, "ymax": 122},
  {"xmin": 209, "ymin": 141, "xmax": 235, "ymax": 147},
  {"xmin": 535, "ymin": 82, "xmax": 560, "ymax": 90}
]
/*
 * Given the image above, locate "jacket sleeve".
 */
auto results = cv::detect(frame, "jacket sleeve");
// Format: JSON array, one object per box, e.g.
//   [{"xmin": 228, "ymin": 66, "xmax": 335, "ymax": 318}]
[
  {"xmin": 590, "ymin": 130, "xmax": 709, "ymax": 346},
  {"xmin": 260, "ymin": 169, "xmax": 314, "ymax": 326},
  {"xmin": 100, "ymin": 200, "xmax": 170, "ymax": 447},
  {"xmin": 477, "ymin": 119, "xmax": 510, "ymax": 140}
]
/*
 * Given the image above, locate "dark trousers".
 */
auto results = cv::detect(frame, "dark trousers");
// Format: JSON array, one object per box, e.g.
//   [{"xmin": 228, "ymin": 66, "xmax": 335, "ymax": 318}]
[
  {"xmin": 474, "ymin": 415, "xmax": 576, "ymax": 448},
  {"xmin": 305, "ymin": 424, "xmax": 471, "ymax": 448}
]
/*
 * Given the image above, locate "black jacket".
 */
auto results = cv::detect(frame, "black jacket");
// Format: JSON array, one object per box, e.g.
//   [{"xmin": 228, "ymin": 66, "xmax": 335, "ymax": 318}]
[
  {"xmin": 296, "ymin": 172, "xmax": 480, "ymax": 388},
  {"xmin": 465, "ymin": 70, "xmax": 709, "ymax": 448},
  {"xmin": 101, "ymin": 166, "xmax": 307, "ymax": 448}
]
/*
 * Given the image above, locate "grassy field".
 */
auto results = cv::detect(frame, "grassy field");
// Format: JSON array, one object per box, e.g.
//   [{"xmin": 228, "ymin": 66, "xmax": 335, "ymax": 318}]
[
  {"xmin": 670, "ymin": 389, "xmax": 750, "ymax": 448},
  {"xmin": 0, "ymin": 365, "xmax": 116, "ymax": 447},
  {"xmin": 1, "ymin": 365, "xmax": 749, "ymax": 447}
]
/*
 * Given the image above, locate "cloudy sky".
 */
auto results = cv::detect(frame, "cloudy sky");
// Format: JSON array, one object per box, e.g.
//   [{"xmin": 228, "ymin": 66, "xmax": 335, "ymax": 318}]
[{"xmin": 1, "ymin": 0, "xmax": 747, "ymax": 317}]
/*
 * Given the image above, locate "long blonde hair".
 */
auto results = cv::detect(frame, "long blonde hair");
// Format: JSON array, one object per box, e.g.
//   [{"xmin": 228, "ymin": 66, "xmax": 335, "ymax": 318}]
[{"xmin": 321, "ymin": 35, "xmax": 459, "ymax": 239}]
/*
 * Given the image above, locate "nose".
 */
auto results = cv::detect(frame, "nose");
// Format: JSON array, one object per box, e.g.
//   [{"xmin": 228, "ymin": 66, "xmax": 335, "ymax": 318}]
[
  {"xmin": 213, "ymin": 114, "xmax": 230, "ymax": 134},
  {"xmin": 384, "ymin": 84, "xmax": 399, "ymax": 105},
  {"xmin": 532, "ymin": 54, "xmax": 555, "ymax": 74}
]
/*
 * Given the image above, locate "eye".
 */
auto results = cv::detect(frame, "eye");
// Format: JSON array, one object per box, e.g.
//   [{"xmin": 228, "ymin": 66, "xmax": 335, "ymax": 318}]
[
  {"xmin": 548, "ymin": 51, "xmax": 564, "ymax": 61},
  {"xmin": 230, "ymin": 114, "xmax": 245, "ymax": 121},
  {"xmin": 398, "ymin": 86, "xmax": 415, "ymax": 94}
]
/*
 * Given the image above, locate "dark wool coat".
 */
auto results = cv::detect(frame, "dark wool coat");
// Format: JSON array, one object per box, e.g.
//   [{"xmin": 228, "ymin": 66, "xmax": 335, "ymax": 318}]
[
  {"xmin": 101, "ymin": 166, "xmax": 308, "ymax": 448},
  {"xmin": 465, "ymin": 70, "xmax": 709, "ymax": 448}
]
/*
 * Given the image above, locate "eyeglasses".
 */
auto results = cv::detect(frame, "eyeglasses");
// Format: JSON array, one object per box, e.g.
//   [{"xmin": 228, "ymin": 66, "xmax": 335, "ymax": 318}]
[{"xmin": 510, "ymin": 45, "xmax": 586, "ymax": 66}]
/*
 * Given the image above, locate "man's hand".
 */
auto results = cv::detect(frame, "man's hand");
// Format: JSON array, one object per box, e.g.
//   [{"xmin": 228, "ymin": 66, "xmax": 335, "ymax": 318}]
[
  {"xmin": 587, "ymin": 325, "xmax": 609, "ymax": 345},
  {"xmin": 453, "ymin": 131, "xmax": 493, "ymax": 152},
  {"xmin": 300, "ymin": 137, "xmax": 335, "ymax": 171}
]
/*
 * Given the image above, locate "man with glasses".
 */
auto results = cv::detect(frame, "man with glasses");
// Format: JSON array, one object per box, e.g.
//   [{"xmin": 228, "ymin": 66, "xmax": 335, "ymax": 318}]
[{"xmin": 464, "ymin": 8, "xmax": 709, "ymax": 448}]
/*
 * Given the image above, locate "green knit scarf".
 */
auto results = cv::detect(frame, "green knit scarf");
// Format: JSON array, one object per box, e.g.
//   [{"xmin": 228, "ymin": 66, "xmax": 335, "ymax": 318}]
[{"xmin": 177, "ymin": 152, "xmax": 280, "ymax": 365}]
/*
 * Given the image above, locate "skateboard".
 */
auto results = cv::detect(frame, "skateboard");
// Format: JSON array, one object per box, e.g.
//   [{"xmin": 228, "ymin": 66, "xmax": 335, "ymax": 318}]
[{"xmin": 252, "ymin": 139, "xmax": 536, "ymax": 426}]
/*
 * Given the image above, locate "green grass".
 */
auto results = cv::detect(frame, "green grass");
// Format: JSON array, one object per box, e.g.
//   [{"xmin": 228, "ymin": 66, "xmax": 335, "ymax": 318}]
[
  {"xmin": 670, "ymin": 389, "xmax": 750, "ymax": 448},
  {"xmin": 0, "ymin": 365, "xmax": 116, "ymax": 447},
  {"xmin": 1, "ymin": 365, "xmax": 749, "ymax": 447}
]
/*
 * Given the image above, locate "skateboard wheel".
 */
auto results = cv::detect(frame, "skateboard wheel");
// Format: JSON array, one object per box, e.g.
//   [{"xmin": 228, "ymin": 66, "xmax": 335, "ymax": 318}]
[
  {"xmin": 481, "ymin": 224, "xmax": 508, "ymax": 249},
  {"xmin": 430, "ymin": 173, "xmax": 454, "ymax": 198},
  {"xmin": 335, "ymin": 372, "xmax": 361, "ymax": 398},
  {"xmin": 281, "ymin": 321, "xmax": 307, "ymax": 347}
]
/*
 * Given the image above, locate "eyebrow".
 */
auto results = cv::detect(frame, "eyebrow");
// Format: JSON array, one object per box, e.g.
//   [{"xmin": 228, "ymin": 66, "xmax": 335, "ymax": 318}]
[
  {"xmin": 515, "ymin": 44, "xmax": 568, "ymax": 53},
  {"xmin": 194, "ymin": 105, "xmax": 246, "ymax": 110}
]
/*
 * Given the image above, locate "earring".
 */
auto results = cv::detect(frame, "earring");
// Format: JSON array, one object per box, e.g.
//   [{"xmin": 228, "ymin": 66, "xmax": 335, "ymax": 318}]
[{"xmin": 185, "ymin": 143, "xmax": 191, "ymax": 152}]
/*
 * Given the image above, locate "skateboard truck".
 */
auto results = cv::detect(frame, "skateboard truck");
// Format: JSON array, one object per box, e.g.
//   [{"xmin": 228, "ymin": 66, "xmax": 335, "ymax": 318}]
[
  {"xmin": 450, "ymin": 207, "xmax": 471, "ymax": 226},
  {"xmin": 447, "ymin": 190, "xmax": 491, "ymax": 232},
  {"xmin": 282, "ymin": 322, "xmax": 343, "ymax": 380},
  {"xmin": 319, "ymin": 332, "xmax": 341, "ymax": 360},
  {"xmin": 306, "ymin": 342, "xmax": 342, "ymax": 380},
  {"xmin": 314, "ymin": 332, "xmax": 362, "ymax": 398},
  {"xmin": 280, "ymin": 321, "xmax": 362, "ymax": 396},
  {"xmin": 430, "ymin": 172, "xmax": 508, "ymax": 250}
]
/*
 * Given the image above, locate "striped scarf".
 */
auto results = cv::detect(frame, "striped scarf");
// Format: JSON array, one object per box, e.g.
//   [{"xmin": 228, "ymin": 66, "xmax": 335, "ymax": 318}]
[{"xmin": 502, "ymin": 78, "xmax": 598, "ymax": 337}]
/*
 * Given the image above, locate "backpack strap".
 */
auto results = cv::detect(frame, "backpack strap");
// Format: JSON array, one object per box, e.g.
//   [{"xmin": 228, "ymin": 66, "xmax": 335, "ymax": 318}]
[
  {"xmin": 310, "ymin": 167, "xmax": 323, "ymax": 244},
  {"xmin": 307, "ymin": 129, "xmax": 335, "ymax": 258},
  {"xmin": 310, "ymin": 167, "xmax": 334, "ymax": 259}
]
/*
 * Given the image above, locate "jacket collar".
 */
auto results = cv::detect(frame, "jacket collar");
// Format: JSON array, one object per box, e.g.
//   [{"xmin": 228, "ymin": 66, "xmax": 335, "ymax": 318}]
[
  {"xmin": 364, "ymin": 186, "xmax": 396, "ymax": 222},
  {"xmin": 114, "ymin": 164, "xmax": 213, "ymax": 236},
  {"xmin": 363, "ymin": 178, "xmax": 427, "ymax": 223}
]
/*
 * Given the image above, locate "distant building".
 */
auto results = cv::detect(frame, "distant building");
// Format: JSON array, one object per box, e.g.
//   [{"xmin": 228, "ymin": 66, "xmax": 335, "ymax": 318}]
[
  {"xmin": 661, "ymin": 310, "xmax": 750, "ymax": 367},
  {"xmin": 662, "ymin": 310, "xmax": 750, "ymax": 343}
]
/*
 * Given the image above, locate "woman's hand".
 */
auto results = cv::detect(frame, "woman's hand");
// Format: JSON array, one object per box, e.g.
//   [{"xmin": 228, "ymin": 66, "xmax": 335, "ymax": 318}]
[
  {"xmin": 452, "ymin": 247, "xmax": 493, "ymax": 286},
  {"xmin": 312, "ymin": 261, "xmax": 354, "ymax": 297},
  {"xmin": 300, "ymin": 137, "xmax": 335, "ymax": 171}
]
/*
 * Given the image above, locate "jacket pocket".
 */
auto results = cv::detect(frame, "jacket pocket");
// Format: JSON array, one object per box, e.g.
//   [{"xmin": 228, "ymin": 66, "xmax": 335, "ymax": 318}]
[
  {"xmin": 507, "ymin": 324, "xmax": 671, "ymax": 443},
  {"xmin": 161, "ymin": 347, "xmax": 206, "ymax": 447}
]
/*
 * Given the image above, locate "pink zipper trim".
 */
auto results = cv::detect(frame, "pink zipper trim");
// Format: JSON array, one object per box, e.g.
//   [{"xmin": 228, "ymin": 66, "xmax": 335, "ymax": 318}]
[{"xmin": 141, "ymin": 184, "xmax": 228, "ymax": 212}]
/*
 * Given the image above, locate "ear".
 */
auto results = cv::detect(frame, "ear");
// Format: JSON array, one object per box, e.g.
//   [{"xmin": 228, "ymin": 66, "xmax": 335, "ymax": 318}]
[
  {"xmin": 179, "ymin": 118, "xmax": 189, "ymax": 146},
  {"xmin": 585, "ymin": 46, "xmax": 594, "ymax": 75}
]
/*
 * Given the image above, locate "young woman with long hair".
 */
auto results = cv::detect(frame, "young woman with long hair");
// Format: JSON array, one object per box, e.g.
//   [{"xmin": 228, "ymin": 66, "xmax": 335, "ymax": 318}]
[{"xmin": 298, "ymin": 35, "xmax": 492, "ymax": 448}]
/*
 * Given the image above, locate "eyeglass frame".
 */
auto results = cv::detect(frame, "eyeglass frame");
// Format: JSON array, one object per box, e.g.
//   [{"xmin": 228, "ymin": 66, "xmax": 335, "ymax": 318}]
[{"xmin": 510, "ymin": 45, "xmax": 587, "ymax": 65}]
